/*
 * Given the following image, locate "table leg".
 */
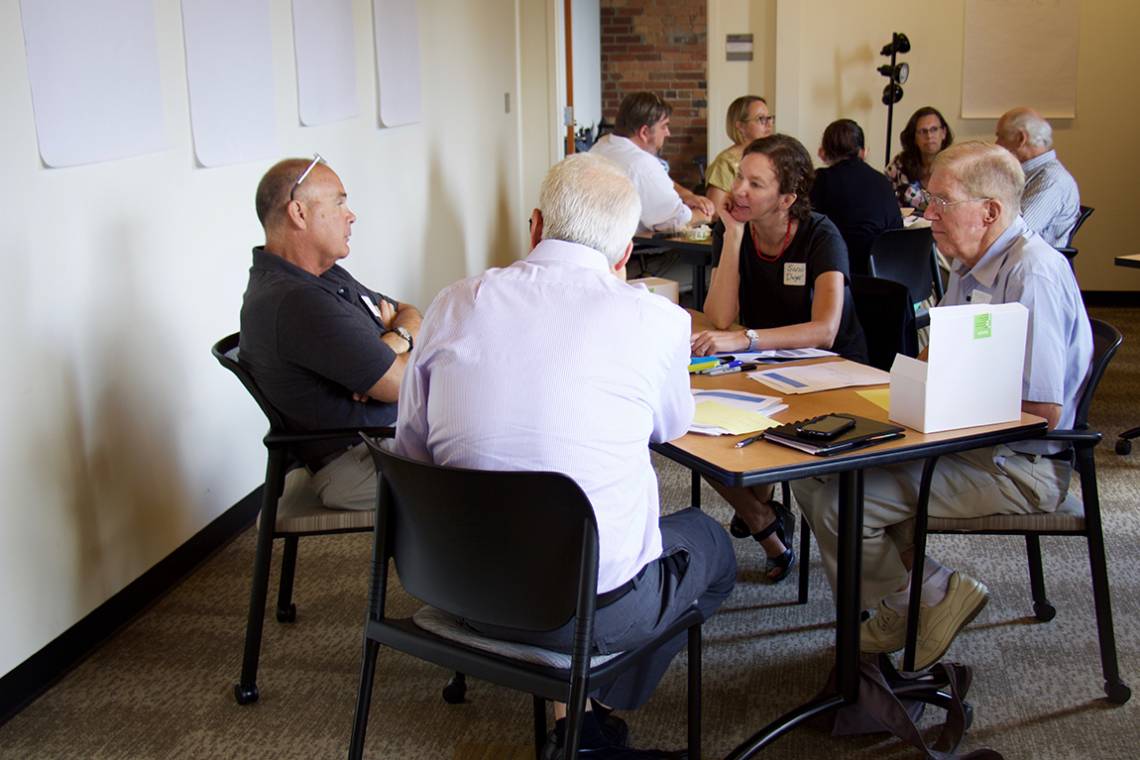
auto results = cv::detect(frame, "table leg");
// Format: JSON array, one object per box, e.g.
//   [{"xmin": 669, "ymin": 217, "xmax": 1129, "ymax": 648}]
[
  {"xmin": 724, "ymin": 470, "xmax": 864, "ymax": 758},
  {"xmin": 692, "ymin": 263, "xmax": 707, "ymax": 308}
]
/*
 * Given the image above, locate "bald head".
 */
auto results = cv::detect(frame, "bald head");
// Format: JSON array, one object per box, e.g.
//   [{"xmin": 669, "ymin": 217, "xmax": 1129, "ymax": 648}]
[
  {"xmin": 255, "ymin": 157, "xmax": 324, "ymax": 230},
  {"xmin": 995, "ymin": 107, "xmax": 1053, "ymax": 162}
]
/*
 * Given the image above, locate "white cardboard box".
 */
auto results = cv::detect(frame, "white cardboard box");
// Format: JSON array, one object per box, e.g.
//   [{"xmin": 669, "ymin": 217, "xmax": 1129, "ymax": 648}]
[
  {"xmin": 629, "ymin": 276, "xmax": 679, "ymax": 304},
  {"xmin": 889, "ymin": 302, "xmax": 1028, "ymax": 433}
]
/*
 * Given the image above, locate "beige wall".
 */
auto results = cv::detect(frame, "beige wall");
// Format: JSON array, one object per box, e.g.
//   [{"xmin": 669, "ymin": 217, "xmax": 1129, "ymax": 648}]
[
  {"xmin": 0, "ymin": 0, "xmax": 541, "ymax": 678},
  {"xmin": 706, "ymin": 0, "xmax": 776, "ymax": 158},
  {"xmin": 713, "ymin": 0, "xmax": 1140, "ymax": 291}
]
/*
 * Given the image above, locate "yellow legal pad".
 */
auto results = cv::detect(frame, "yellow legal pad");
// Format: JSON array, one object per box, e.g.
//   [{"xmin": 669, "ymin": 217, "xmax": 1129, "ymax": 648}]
[
  {"xmin": 857, "ymin": 388, "xmax": 891, "ymax": 412},
  {"xmin": 693, "ymin": 401, "xmax": 781, "ymax": 435}
]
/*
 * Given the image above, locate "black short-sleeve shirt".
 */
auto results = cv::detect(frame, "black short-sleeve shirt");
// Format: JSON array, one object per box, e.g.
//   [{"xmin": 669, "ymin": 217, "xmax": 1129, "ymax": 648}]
[
  {"xmin": 712, "ymin": 213, "xmax": 868, "ymax": 362},
  {"xmin": 239, "ymin": 247, "xmax": 398, "ymax": 464},
  {"xmin": 810, "ymin": 157, "xmax": 904, "ymax": 275}
]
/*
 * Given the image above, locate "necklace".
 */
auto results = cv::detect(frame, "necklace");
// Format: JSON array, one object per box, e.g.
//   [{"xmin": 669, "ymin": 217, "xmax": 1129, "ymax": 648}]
[{"xmin": 749, "ymin": 218, "xmax": 794, "ymax": 262}]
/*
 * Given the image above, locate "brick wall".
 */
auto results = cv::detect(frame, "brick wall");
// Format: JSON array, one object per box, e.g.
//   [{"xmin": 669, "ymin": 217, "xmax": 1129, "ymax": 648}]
[{"xmin": 600, "ymin": 0, "xmax": 707, "ymax": 189}]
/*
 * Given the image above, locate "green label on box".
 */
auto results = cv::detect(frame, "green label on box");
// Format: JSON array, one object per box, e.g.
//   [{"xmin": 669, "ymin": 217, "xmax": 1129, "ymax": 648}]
[{"xmin": 973, "ymin": 313, "xmax": 992, "ymax": 339}]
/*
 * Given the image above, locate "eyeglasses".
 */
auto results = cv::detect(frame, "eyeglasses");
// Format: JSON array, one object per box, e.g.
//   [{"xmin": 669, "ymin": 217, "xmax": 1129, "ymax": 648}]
[
  {"xmin": 289, "ymin": 153, "xmax": 325, "ymax": 201},
  {"xmin": 919, "ymin": 189, "xmax": 989, "ymax": 209},
  {"xmin": 916, "ymin": 125, "xmax": 945, "ymax": 137},
  {"xmin": 741, "ymin": 114, "xmax": 776, "ymax": 126}
]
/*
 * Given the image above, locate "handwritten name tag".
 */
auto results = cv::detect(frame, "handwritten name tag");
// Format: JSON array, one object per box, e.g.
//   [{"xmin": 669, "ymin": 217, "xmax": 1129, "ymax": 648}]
[{"xmin": 784, "ymin": 262, "xmax": 807, "ymax": 287}]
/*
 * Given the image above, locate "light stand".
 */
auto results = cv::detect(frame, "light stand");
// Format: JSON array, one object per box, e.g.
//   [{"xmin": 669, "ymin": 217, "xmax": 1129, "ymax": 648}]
[{"xmin": 878, "ymin": 32, "xmax": 910, "ymax": 167}]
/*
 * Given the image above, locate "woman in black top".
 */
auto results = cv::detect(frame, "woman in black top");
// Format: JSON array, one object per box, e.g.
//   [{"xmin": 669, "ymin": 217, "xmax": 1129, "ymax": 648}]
[
  {"xmin": 811, "ymin": 119, "xmax": 903, "ymax": 275},
  {"xmin": 691, "ymin": 134, "xmax": 867, "ymax": 582}
]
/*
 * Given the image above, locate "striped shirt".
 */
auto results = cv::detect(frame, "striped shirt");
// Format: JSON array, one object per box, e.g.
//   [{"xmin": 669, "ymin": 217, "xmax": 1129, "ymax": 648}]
[{"xmin": 1019, "ymin": 150, "xmax": 1080, "ymax": 248}]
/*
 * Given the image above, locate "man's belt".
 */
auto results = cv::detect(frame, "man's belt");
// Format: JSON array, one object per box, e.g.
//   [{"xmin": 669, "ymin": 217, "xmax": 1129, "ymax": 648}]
[{"xmin": 596, "ymin": 563, "xmax": 650, "ymax": 608}]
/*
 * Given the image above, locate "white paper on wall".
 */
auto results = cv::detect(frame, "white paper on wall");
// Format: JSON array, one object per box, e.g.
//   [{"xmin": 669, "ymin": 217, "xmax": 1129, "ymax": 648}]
[
  {"xmin": 20, "ymin": 0, "xmax": 168, "ymax": 168},
  {"xmin": 292, "ymin": 0, "xmax": 358, "ymax": 126},
  {"xmin": 181, "ymin": 0, "xmax": 278, "ymax": 167},
  {"xmin": 961, "ymin": 0, "xmax": 1080, "ymax": 118},
  {"xmin": 373, "ymin": 0, "xmax": 422, "ymax": 127}
]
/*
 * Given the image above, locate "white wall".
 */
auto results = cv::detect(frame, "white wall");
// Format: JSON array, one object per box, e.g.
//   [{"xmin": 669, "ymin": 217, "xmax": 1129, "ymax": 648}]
[
  {"xmin": 0, "ymin": 0, "xmax": 541, "ymax": 679},
  {"xmin": 706, "ymin": 0, "xmax": 776, "ymax": 159},
  {"xmin": 767, "ymin": 0, "xmax": 1140, "ymax": 291}
]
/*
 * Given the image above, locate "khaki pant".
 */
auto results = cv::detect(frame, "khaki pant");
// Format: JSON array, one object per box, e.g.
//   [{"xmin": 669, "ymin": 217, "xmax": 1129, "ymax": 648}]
[
  {"xmin": 309, "ymin": 440, "xmax": 390, "ymax": 511},
  {"xmin": 791, "ymin": 444, "xmax": 1072, "ymax": 607}
]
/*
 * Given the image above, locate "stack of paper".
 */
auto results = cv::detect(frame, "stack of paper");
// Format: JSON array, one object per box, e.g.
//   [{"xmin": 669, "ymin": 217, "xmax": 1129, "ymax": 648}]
[
  {"xmin": 749, "ymin": 360, "xmax": 889, "ymax": 395},
  {"xmin": 689, "ymin": 390, "xmax": 787, "ymax": 436}
]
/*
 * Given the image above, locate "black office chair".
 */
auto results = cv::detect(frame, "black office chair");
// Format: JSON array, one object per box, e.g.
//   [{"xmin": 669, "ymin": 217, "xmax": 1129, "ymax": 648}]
[
  {"xmin": 902, "ymin": 318, "xmax": 1131, "ymax": 704},
  {"xmin": 850, "ymin": 274, "xmax": 920, "ymax": 372},
  {"xmin": 1054, "ymin": 205, "xmax": 1094, "ymax": 274},
  {"xmin": 348, "ymin": 440, "xmax": 704, "ymax": 760},
  {"xmin": 867, "ymin": 227, "xmax": 942, "ymax": 330},
  {"xmin": 212, "ymin": 333, "xmax": 394, "ymax": 705}
]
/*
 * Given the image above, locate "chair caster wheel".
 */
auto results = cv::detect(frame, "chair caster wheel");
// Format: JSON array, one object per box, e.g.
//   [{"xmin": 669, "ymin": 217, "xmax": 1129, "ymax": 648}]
[
  {"xmin": 234, "ymin": 683, "xmax": 260, "ymax": 705},
  {"xmin": 276, "ymin": 603, "xmax": 297, "ymax": 623},
  {"xmin": 1115, "ymin": 438, "xmax": 1132, "ymax": 455},
  {"xmin": 442, "ymin": 673, "xmax": 467, "ymax": 704},
  {"xmin": 1032, "ymin": 602, "xmax": 1056, "ymax": 622},
  {"xmin": 1106, "ymin": 681, "xmax": 1131, "ymax": 705}
]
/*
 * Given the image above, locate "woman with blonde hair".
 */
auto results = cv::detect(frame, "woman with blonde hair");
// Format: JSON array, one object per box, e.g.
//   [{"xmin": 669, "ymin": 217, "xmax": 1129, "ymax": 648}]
[{"xmin": 705, "ymin": 96, "xmax": 775, "ymax": 211}]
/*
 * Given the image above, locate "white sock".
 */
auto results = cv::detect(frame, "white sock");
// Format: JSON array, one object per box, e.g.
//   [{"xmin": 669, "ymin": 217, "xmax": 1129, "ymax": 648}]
[{"xmin": 881, "ymin": 559, "xmax": 954, "ymax": 612}]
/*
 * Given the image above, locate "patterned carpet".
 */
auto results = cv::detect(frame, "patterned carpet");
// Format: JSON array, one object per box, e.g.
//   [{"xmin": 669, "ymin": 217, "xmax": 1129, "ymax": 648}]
[{"xmin": 1, "ymin": 307, "xmax": 1138, "ymax": 759}]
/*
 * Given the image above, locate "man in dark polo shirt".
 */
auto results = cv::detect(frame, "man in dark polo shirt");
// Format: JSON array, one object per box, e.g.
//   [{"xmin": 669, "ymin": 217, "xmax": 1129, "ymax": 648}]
[{"xmin": 240, "ymin": 155, "xmax": 421, "ymax": 510}]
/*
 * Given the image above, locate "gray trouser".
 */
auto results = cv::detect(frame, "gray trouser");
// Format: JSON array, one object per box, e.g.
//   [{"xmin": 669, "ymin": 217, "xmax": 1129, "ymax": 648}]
[
  {"xmin": 469, "ymin": 507, "xmax": 737, "ymax": 710},
  {"xmin": 308, "ymin": 440, "xmax": 391, "ymax": 511},
  {"xmin": 792, "ymin": 444, "xmax": 1071, "ymax": 608}
]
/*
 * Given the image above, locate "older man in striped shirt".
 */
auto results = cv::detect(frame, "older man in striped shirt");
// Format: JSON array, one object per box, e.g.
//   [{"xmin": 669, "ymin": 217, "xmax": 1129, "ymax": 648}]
[{"xmin": 995, "ymin": 107, "xmax": 1081, "ymax": 247}]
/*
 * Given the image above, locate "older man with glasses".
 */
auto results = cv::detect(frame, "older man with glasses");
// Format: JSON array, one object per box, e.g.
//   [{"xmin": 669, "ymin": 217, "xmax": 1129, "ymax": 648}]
[
  {"xmin": 793, "ymin": 141, "xmax": 1092, "ymax": 671},
  {"xmin": 239, "ymin": 155, "xmax": 422, "ymax": 510}
]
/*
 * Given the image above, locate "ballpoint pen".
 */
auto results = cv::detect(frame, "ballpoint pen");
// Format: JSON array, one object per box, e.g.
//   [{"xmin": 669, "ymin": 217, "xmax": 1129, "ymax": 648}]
[
  {"xmin": 706, "ymin": 361, "xmax": 757, "ymax": 376},
  {"xmin": 734, "ymin": 432, "xmax": 764, "ymax": 448}
]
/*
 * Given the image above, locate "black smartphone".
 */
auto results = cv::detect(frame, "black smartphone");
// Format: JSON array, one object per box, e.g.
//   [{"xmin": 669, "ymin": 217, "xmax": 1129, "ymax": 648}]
[{"xmin": 796, "ymin": 414, "xmax": 856, "ymax": 440}]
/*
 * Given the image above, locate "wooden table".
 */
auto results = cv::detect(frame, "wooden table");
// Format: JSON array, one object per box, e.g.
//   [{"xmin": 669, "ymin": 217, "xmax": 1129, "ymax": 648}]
[
  {"xmin": 1113, "ymin": 253, "xmax": 1140, "ymax": 269},
  {"xmin": 652, "ymin": 364, "xmax": 1046, "ymax": 757}
]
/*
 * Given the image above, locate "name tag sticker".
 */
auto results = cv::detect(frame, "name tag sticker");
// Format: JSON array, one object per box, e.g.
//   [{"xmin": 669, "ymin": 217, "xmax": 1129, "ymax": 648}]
[
  {"xmin": 361, "ymin": 294, "xmax": 382, "ymax": 318},
  {"xmin": 973, "ymin": 313, "xmax": 992, "ymax": 339},
  {"xmin": 970, "ymin": 289, "xmax": 992, "ymax": 305},
  {"xmin": 783, "ymin": 262, "xmax": 807, "ymax": 287}
]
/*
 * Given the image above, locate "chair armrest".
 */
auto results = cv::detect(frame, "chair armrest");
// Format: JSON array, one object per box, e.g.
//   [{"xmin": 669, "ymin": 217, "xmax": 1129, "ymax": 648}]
[
  {"xmin": 264, "ymin": 426, "xmax": 396, "ymax": 447},
  {"xmin": 1041, "ymin": 428, "xmax": 1101, "ymax": 447}
]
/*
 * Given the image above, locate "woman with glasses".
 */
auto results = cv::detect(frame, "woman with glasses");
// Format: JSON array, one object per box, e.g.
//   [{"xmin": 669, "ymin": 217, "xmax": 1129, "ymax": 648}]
[
  {"xmin": 885, "ymin": 106, "xmax": 954, "ymax": 212},
  {"xmin": 705, "ymin": 96, "xmax": 775, "ymax": 213},
  {"xmin": 691, "ymin": 134, "xmax": 867, "ymax": 583}
]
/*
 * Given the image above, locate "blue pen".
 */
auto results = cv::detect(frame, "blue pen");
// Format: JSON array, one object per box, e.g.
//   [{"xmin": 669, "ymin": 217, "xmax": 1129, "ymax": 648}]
[{"xmin": 702, "ymin": 360, "xmax": 743, "ymax": 375}]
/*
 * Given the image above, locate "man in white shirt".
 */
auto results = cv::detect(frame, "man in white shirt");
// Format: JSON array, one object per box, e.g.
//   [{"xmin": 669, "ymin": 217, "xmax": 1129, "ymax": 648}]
[
  {"xmin": 995, "ymin": 107, "xmax": 1081, "ymax": 247},
  {"xmin": 396, "ymin": 153, "xmax": 735, "ymax": 758},
  {"xmin": 591, "ymin": 91, "xmax": 715, "ymax": 233}
]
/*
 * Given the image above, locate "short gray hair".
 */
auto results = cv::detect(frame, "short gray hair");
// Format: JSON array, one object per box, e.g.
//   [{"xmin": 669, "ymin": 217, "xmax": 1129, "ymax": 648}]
[
  {"xmin": 933, "ymin": 141, "xmax": 1025, "ymax": 214},
  {"xmin": 538, "ymin": 154, "xmax": 641, "ymax": 266},
  {"xmin": 1002, "ymin": 108, "xmax": 1053, "ymax": 148}
]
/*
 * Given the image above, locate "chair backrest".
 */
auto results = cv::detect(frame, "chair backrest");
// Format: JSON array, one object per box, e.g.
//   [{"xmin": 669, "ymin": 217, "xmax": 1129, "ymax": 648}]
[
  {"xmin": 850, "ymin": 275, "xmax": 919, "ymax": 371},
  {"xmin": 867, "ymin": 227, "xmax": 937, "ymax": 307},
  {"xmin": 1073, "ymin": 318, "xmax": 1123, "ymax": 429},
  {"xmin": 362, "ymin": 439, "xmax": 600, "ymax": 633},
  {"xmin": 1067, "ymin": 205, "xmax": 1094, "ymax": 247},
  {"xmin": 211, "ymin": 332, "xmax": 287, "ymax": 433}
]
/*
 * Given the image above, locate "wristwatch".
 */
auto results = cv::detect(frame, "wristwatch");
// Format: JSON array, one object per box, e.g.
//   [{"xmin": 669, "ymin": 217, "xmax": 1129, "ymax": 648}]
[
  {"xmin": 745, "ymin": 329, "xmax": 759, "ymax": 351},
  {"xmin": 392, "ymin": 326, "xmax": 413, "ymax": 351}
]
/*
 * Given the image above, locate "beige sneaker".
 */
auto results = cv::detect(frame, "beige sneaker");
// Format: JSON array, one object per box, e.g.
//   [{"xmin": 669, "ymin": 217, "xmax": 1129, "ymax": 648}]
[
  {"xmin": 914, "ymin": 572, "xmax": 989, "ymax": 671},
  {"xmin": 861, "ymin": 600, "xmax": 907, "ymax": 654}
]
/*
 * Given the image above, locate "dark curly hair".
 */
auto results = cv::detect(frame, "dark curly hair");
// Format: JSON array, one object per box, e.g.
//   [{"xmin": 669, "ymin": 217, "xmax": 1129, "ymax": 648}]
[
  {"xmin": 896, "ymin": 106, "xmax": 953, "ymax": 181},
  {"xmin": 742, "ymin": 134, "xmax": 814, "ymax": 222}
]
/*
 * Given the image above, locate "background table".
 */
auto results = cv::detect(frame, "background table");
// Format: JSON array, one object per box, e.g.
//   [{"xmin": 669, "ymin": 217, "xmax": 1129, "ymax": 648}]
[{"xmin": 633, "ymin": 234, "xmax": 713, "ymax": 307}]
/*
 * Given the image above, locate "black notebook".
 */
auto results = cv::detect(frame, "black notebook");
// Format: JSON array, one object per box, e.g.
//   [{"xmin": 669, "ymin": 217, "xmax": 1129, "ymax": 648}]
[{"xmin": 762, "ymin": 414, "xmax": 905, "ymax": 456}]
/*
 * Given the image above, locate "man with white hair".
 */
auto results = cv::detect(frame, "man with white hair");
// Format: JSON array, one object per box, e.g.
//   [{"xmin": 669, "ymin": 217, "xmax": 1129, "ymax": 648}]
[
  {"xmin": 396, "ymin": 153, "xmax": 735, "ymax": 758},
  {"xmin": 995, "ymin": 106, "xmax": 1081, "ymax": 246},
  {"xmin": 794, "ymin": 142, "xmax": 1092, "ymax": 672}
]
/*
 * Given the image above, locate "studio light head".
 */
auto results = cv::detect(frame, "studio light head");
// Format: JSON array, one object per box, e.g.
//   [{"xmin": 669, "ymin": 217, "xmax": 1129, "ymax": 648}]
[
  {"xmin": 877, "ymin": 62, "xmax": 909, "ymax": 85},
  {"xmin": 881, "ymin": 82, "xmax": 904, "ymax": 106},
  {"xmin": 880, "ymin": 32, "xmax": 911, "ymax": 57}
]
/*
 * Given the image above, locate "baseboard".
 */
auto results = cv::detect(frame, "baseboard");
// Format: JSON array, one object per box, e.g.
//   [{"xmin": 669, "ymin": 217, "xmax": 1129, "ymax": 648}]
[
  {"xmin": 0, "ymin": 487, "xmax": 263, "ymax": 726},
  {"xmin": 1082, "ymin": 291, "xmax": 1140, "ymax": 308}
]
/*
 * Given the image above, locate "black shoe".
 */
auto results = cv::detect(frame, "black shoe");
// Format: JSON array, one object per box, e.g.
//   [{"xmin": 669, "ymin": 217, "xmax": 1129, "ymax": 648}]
[{"xmin": 541, "ymin": 714, "xmax": 684, "ymax": 759}]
